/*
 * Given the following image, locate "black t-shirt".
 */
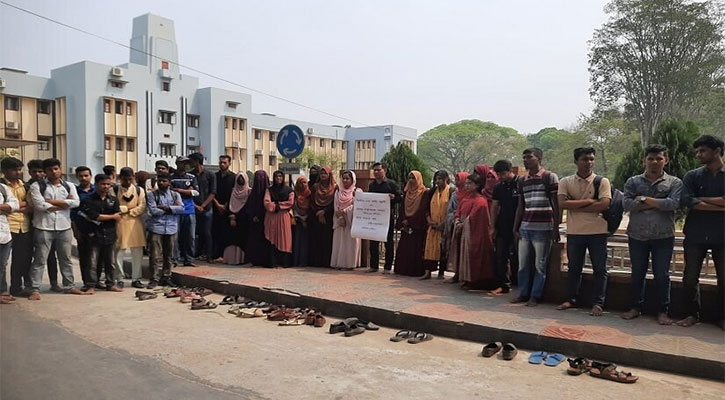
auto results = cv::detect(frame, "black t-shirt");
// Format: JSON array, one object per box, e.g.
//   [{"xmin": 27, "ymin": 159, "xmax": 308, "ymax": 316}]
[
  {"xmin": 492, "ymin": 176, "xmax": 519, "ymax": 236},
  {"xmin": 368, "ymin": 178, "xmax": 402, "ymax": 218},
  {"xmin": 215, "ymin": 170, "xmax": 236, "ymax": 210},
  {"xmin": 682, "ymin": 166, "xmax": 724, "ymax": 244},
  {"xmin": 78, "ymin": 191, "xmax": 121, "ymax": 245},
  {"xmin": 194, "ymin": 169, "xmax": 217, "ymax": 211}
]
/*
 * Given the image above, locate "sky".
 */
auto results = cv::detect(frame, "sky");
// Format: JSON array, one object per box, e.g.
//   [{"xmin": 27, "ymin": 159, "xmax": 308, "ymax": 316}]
[{"xmin": 0, "ymin": 0, "xmax": 610, "ymax": 135}]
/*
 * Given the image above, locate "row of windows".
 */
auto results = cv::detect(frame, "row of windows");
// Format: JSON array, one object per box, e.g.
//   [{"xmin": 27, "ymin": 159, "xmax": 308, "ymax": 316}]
[
  {"xmin": 254, "ymin": 154, "xmax": 278, "ymax": 166},
  {"xmin": 3, "ymin": 97, "xmax": 51, "ymax": 114},
  {"xmin": 104, "ymin": 136, "xmax": 136, "ymax": 152},
  {"xmin": 226, "ymin": 117, "xmax": 246, "ymax": 131},
  {"xmin": 104, "ymin": 99, "xmax": 134, "ymax": 115},
  {"xmin": 356, "ymin": 140, "xmax": 376, "ymax": 149},
  {"xmin": 304, "ymin": 136, "xmax": 347, "ymax": 149}
]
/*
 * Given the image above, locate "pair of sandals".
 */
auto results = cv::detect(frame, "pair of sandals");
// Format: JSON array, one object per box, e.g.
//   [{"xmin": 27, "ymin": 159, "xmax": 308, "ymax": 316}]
[
  {"xmin": 190, "ymin": 297, "xmax": 218, "ymax": 310},
  {"xmin": 529, "ymin": 351, "xmax": 565, "ymax": 366},
  {"xmin": 567, "ymin": 358, "xmax": 638, "ymax": 383},
  {"xmin": 228, "ymin": 305, "xmax": 265, "ymax": 318},
  {"xmin": 220, "ymin": 295, "xmax": 247, "ymax": 305},
  {"xmin": 390, "ymin": 330, "xmax": 433, "ymax": 344},
  {"xmin": 329, "ymin": 318, "xmax": 380, "ymax": 337},
  {"xmin": 134, "ymin": 290, "xmax": 158, "ymax": 301},
  {"xmin": 278, "ymin": 310, "xmax": 326, "ymax": 327},
  {"xmin": 481, "ymin": 342, "xmax": 518, "ymax": 360}
]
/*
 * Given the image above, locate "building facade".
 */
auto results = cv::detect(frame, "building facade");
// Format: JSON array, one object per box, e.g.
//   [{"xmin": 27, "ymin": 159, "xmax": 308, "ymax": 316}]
[{"xmin": 0, "ymin": 13, "xmax": 416, "ymax": 178}]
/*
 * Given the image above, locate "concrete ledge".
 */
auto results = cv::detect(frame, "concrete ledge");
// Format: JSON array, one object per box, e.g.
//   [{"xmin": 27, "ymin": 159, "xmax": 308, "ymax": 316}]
[{"xmin": 172, "ymin": 271, "xmax": 725, "ymax": 382}]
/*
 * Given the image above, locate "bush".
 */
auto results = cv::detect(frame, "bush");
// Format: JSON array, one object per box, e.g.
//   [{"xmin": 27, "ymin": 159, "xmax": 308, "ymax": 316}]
[{"xmin": 381, "ymin": 143, "xmax": 432, "ymax": 188}]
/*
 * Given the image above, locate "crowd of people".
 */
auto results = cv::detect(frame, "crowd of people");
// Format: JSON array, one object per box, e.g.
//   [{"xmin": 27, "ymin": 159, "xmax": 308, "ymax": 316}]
[{"xmin": 0, "ymin": 135, "xmax": 722, "ymax": 328}]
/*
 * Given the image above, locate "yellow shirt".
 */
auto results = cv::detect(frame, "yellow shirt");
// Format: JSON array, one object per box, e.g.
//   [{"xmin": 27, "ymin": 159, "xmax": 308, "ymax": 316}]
[
  {"xmin": 6, "ymin": 180, "xmax": 30, "ymax": 233},
  {"xmin": 558, "ymin": 173, "xmax": 611, "ymax": 235}
]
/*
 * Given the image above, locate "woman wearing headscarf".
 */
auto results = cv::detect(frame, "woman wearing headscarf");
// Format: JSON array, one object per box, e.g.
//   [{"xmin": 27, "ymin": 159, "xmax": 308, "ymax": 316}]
[
  {"xmin": 308, "ymin": 165, "xmax": 321, "ymax": 188},
  {"xmin": 307, "ymin": 166, "xmax": 337, "ymax": 267},
  {"xmin": 264, "ymin": 170, "xmax": 295, "ymax": 267},
  {"xmin": 224, "ymin": 172, "xmax": 250, "ymax": 264},
  {"xmin": 445, "ymin": 172, "xmax": 471, "ymax": 283},
  {"xmin": 474, "ymin": 164, "xmax": 499, "ymax": 201},
  {"xmin": 243, "ymin": 170, "xmax": 271, "ymax": 267},
  {"xmin": 292, "ymin": 176, "xmax": 311, "ymax": 266},
  {"xmin": 452, "ymin": 173, "xmax": 496, "ymax": 289},
  {"xmin": 421, "ymin": 170, "xmax": 454, "ymax": 280},
  {"xmin": 330, "ymin": 170, "xmax": 362, "ymax": 270},
  {"xmin": 393, "ymin": 170, "xmax": 430, "ymax": 277}
]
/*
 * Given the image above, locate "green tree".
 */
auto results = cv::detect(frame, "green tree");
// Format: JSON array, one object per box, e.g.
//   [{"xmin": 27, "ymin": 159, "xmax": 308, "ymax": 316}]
[
  {"xmin": 527, "ymin": 127, "xmax": 588, "ymax": 178},
  {"xmin": 576, "ymin": 108, "xmax": 640, "ymax": 177},
  {"xmin": 294, "ymin": 148, "xmax": 344, "ymax": 172},
  {"xmin": 589, "ymin": 0, "xmax": 725, "ymax": 145},
  {"xmin": 381, "ymin": 143, "xmax": 432, "ymax": 188},
  {"xmin": 417, "ymin": 119, "xmax": 527, "ymax": 175}
]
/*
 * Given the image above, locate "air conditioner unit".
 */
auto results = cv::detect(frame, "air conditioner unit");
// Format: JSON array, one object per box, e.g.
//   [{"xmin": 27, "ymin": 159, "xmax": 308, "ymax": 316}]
[
  {"xmin": 5, "ymin": 121, "xmax": 18, "ymax": 129},
  {"xmin": 111, "ymin": 67, "xmax": 124, "ymax": 77},
  {"xmin": 232, "ymin": 141, "xmax": 240, "ymax": 148},
  {"xmin": 0, "ymin": 78, "xmax": 5, "ymax": 89},
  {"xmin": 255, "ymin": 149, "xmax": 263, "ymax": 155},
  {"xmin": 306, "ymin": 128, "xmax": 314, "ymax": 134}
]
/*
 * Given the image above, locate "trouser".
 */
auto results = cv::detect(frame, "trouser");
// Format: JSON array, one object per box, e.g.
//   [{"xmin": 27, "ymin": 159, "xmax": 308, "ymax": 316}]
[
  {"xmin": 195, "ymin": 209, "xmax": 213, "ymax": 259},
  {"xmin": 369, "ymin": 218, "xmax": 394, "ymax": 270},
  {"xmin": 628, "ymin": 237, "xmax": 674, "ymax": 314},
  {"xmin": 77, "ymin": 234, "xmax": 92, "ymax": 286},
  {"xmin": 116, "ymin": 247, "xmax": 144, "ymax": 280},
  {"xmin": 110, "ymin": 247, "xmax": 125, "ymax": 282},
  {"xmin": 565, "ymin": 234, "xmax": 608, "ymax": 306},
  {"xmin": 495, "ymin": 234, "xmax": 518, "ymax": 289},
  {"xmin": 86, "ymin": 243, "xmax": 116, "ymax": 287},
  {"xmin": 177, "ymin": 214, "xmax": 196, "ymax": 265},
  {"xmin": 212, "ymin": 211, "xmax": 227, "ymax": 259},
  {"xmin": 517, "ymin": 229, "xmax": 552, "ymax": 300},
  {"xmin": 0, "ymin": 240, "xmax": 13, "ymax": 293},
  {"xmin": 682, "ymin": 241, "xmax": 724, "ymax": 320},
  {"xmin": 9, "ymin": 231, "xmax": 33, "ymax": 295},
  {"xmin": 150, "ymin": 233, "xmax": 175, "ymax": 281},
  {"xmin": 46, "ymin": 241, "xmax": 58, "ymax": 286},
  {"xmin": 30, "ymin": 229, "xmax": 74, "ymax": 292}
]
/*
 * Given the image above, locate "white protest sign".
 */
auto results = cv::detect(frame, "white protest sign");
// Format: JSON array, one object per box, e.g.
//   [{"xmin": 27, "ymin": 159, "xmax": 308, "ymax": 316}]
[{"xmin": 351, "ymin": 192, "xmax": 391, "ymax": 242}]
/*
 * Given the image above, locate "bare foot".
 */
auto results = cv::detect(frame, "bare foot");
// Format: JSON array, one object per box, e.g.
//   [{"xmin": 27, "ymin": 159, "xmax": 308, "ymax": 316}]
[
  {"xmin": 489, "ymin": 287, "xmax": 504, "ymax": 296},
  {"xmin": 85, "ymin": 288, "xmax": 95, "ymax": 295},
  {"xmin": 657, "ymin": 313, "xmax": 673, "ymax": 325},
  {"xmin": 418, "ymin": 272, "xmax": 431, "ymax": 280},
  {"xmin": 213, "ymin": 257, "xmax": 224, "ymax": 263},
  {"xmin": 1, "ymin": 293, "xmax": 16, "ymax": 302},
  {"xmin": 676, "ymin": 315, "xmax": 698, "ymax": 327},
  {"xmin": 556, "ymin": 301, "xmax": 575, "ymax": 311},
  {"xmin": 1, "ymin": 297, "xmax": 13, "ymax": 304},
  {"xmin": 590, "ymin": 305, "xmax": 604, "ymax": 316},
  {"xmin": 67, "ymin": 287, "xmax": 85, "ymax": 295},
  {"xmin": 107, "ymin": 286, "xmax": 124, "ymax": 292},
  {"xmin": 621, "ymin": 309, "xmax": 641, "ymax": 320},
  {"xmin": 28, "ymin": 292, "xmax": 41, "ymax": 301}
]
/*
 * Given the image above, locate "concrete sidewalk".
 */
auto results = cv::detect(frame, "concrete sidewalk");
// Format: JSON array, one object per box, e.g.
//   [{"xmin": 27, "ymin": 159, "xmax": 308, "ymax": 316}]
[{"xmin": 171, "ymin": 264, "xmax": 725, "ymax": 381}]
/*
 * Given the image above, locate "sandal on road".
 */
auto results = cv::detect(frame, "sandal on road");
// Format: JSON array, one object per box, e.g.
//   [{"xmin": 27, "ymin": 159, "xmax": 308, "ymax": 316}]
[
  {"xmin": 137, "ymin": 292, "xmax": 158, "ymax": 301},
  {"xmin": 528, "ymin": 351, "xmax": 548, "ymax": 364},
  {"xmin": 408, "ymin": 332, "xmax": 433, "ymax": 344},
  {"xmin": 390, "ymin": 330, "xmax": 415, "ymax": 342},
  {"xmin": 567, "ymin": 358, "xmax": 592, "ymax": 376},
  {"xmin": 220, "ymin": 295, "xmax": 236, "ymax": 305},
  {"xmin": 544, "ymin": 353, "xmax": 566, "ymax": 367},
  {"xmin": 589, "ymin": 364, "xmax": 638, "ymax": 383},
  {"xmin": 238, "ymin": 308, "xmax": 264, "ymax": 318},
  {"xmin": 190, "ymin": 298, "xmax": 218, "ymax": 310},
  {"xmin": 502, "ymin": 343, "xmax": 518, "ymax": 360},
  {"xmin": 481, "ymin": 342, "xmax": 503, "ymax": 358}
]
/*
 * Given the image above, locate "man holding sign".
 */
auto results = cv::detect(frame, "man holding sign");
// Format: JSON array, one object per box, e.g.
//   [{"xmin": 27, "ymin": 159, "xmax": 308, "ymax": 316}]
[{"xmin": 365, "ymin": 163, "xmax": 402, "ymax": 274}]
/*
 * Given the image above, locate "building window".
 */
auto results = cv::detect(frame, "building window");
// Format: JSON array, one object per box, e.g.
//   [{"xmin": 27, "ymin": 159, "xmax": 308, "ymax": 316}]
[
  {"xmin": 4, "ymin": 96, "xmax": 19, "ymax": 111},
  {"xmin": 232, "ymin": 119, "xmax": 237, "ymax": 130},
  {"xmin": 104, "ymin": 137, "xmax": 112, "ymax": 150},
  {"xmin": 127, "ymin": 138, "xmax": 135, "ymax": 152},
  {"xmin": 342, "ymin": 141, "xmax": 347, "ymax": 150},
  {"xmin": 372, "ymin": 141, "xmax": 376, "ymax": 149},
  {"xmin": 161, "ymin": 61, "xmax": 169, "ymax": 70},
  {"xmin": 115, "ymin": 138, "xmax": 125, "ymax": 151},
  {"xmin": 254, "ymin": 130, "xmax": 261, "ymax": 140},
  {"xmin": 126, "ymin": 104, "xmax": 133, "ymax": 115},
  {"xmin": 239, "ymin": 120, "xmax": 245, "ymax": 131},
  {"xmin": 162, "ymin": 81, "xmax": 171, "ymax": 92},
  {"xmin": 115, "ymin": 101, "xmax": 124, "ymax": 114},
  {"xmin": 160, "ymin": 143, "xmax": 175, "ymax": 157},
  {"xmin": 158, "ymin": 110, "xmax": 175, "ymax": 124},
  {"xmin": 38, "ymin": 138, "xmax": 50, "ymax": 151},
  {"xmin": 255, "ymin": 155, "xmax": 262, "ymax": 166},
  {"xmin": 269, "ymin": 156, "xmax": 277, "ymax": 166},
  {"xmin": 111, "ymin": 81, "xmax": 124, "ymax": 88},
  {"xmin": 224, "ymin": 118, "xmax": 228, "ymax": 129},
  {"xmin": 319, "ymin": 138, "xmax": 325, "ymax": 147},
  {"xmin": 37, "ymin": 100, "xmax": 51, "ymax": 114},
  {"xmin": 331, "ymin": 140, "xmax": 336, "ymax": 149},
  {"xmin": 188, "ymin": 146, "xmax": 199, "ymax": 154},
  {"xmin": 104, "ymin": 99, "xmax": 111, "ymax": 113},
  {"xmin": 269, "ymin": 132, "xmax": 276, "ymax": 141},
  {"xmin": 187, "ymin": 115, "xmax": 199, "ymax": 128}
]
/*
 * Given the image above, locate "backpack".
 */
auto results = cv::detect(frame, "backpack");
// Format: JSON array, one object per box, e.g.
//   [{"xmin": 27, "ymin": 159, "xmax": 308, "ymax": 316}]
[
  {"xmin": 36, "ymin": 179, "xmax": 71, "ymax": 197},
  {"xmin": 593, "ymin": 175, "xmax": 624, "ymax": 236},
  {"xmin": 0, "ymin": 183, "xmax": 8, "ymax": 204},
  {"xmin": 517, "ymin": 171, "xmax": 556, "ymax": 206},
  {"xmin": 113, "ymin": 185, "xmax": 141, "ymax": 199}
]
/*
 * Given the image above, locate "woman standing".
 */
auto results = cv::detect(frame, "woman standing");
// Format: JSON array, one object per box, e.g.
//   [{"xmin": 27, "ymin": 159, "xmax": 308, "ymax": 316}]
[
  {"xmin": 292, "ymin": 176, "xmax": 311, "ymax": 266},
  {"xmin": 308, "ymin": 166, "xmax": 336, "ymax": 267},
  {"xmin": 421, "ymin": 170, "xmax": 452, "ymax": 280},
  {"xmin": 330, "ymin": 170, "xmax": 362, "ymax": 270},
  {"xmin": 244, "ymin": 170, "xmax": 271, "ymax": 267},
  {"xmin": 225, "ymin": 172, "xmax": 250, "ymax": 265},
  {"xmin": 393, "ymin": 171, "xmax": 429, "ymax": 277},
  {"xmin": 445, "ymin": 172, "xmax": 470, "ymax": 283},
  {"xmin": 453, "ymin": 173, "xmax": 495, "ymax": 289},
  {"xmin": 264, "ymin": 171, "xmax": 295, "ymax": 267}
]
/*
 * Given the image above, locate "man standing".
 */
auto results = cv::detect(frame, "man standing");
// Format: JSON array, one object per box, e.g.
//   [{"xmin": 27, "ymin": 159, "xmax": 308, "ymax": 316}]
[
  {"xmin": 189, "ymin": 152, "xmax": 216, "ymax": 263},
  {"xmin": 677, "ymin": 135, "xmax": 724, "ymax": 328},
  {"xmin": 1, "ymin": 158, "xmax": 32, "ymax": 297},
  {"xmin": 77, "ymin": 174, "xmax": 123, "ymax": 294},
  {"xmin": 366, "ymin": 162, "xmax": 402, "ymax": 274},
  {"xmin": 28, "ymin": 158, "xmax": 82, "ymax": 300},
  {"xmin": 511, "ymin": 148, "xmax": 560, "ymax": 307},
  {"xmin": 114, "ymin": 167, "xmax": 147, "ymax": 289},
  {"xmin": 170, "ymin": 156, "xmax": 199, "ymax": 267},
  {"xmin": 556, "ymin": 148, "xmax": 612, "ymax": 316},
  {"xmin": 146, "ymin": 174, "xmax": 185, "ymax": 288},
  {"xmin": 212, "ymin": 155, "xmax": 235, "ymax": 262},
  {"xmin": 26, "ymin": 159, "xmax": 61, "ymax": 292},
  {"xmin": 71, "ymin": 166, "xmax": 96, "ymax": 289},
  {"xmin": 490, "ymin": 160, "xmax": 520, "ymax": 294},
  {"xmin": 0, "ymin": 175, "xmax": 20, "ymax": 303},
  {"xmin": 622, "ymin": 144, "xmax": 682, "ymax": 325}
]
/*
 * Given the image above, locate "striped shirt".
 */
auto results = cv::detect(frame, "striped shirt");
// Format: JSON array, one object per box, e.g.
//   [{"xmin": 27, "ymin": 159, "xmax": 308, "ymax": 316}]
[{"xmin": 518, "ymin": 168, "xmax": 558, "ymax": 231}]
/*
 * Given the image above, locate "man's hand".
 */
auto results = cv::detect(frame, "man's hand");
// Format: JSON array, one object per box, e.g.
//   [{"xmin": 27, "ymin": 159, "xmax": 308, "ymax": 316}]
[
  {"xmin": 388, "ymin": 194, "xmax": 395, "ymax": 200},
  {"xmin": 48, "ymin": 206, "xmax": 60, "ymax": 212},
  {"xmin": 46, "ymin": 199, "xmax": 70, "ymax": 209},
  {"xmin": 112, "ymin": 213, "xmax": 122, "ymax": 222},
  {"xmin": 553, "ymin": 230, "xmax": 561, "ymax": 243},
  {"xmin": 0, "ymin": 204, "xmax": 12, "ymax": 213},
  {"xmin": 513, "ymin": 230, "xmax": 520, "ymax": 243},
  {"xmin": 194, "ymin": 204, "xmax": 203, "ymax": 213}
]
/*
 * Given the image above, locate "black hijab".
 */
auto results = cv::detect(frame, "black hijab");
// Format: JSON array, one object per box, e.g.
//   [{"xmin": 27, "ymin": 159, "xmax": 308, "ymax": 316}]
[
  {"xmin": 268, "ymin": 170, "xmax": 293, "ymax": 202},
  {"xmin": 309, "ymin": 165, "xmax": 321, "ymax": 187}
]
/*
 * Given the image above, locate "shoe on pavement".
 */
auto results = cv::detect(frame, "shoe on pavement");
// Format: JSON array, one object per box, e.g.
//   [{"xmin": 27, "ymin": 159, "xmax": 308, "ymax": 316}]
[
  {"xmin": 382, "ymin": 269, "xmax": 392, "ymax": 275},
  {"xmin": 131, "ymin": 280, "xmax": 145, "ymax": 289},
  {"xmin": 365, "ymin": 268, "xmax": 378, "ymax": 273},
  {"xmin": 526, "ymin": 298, "xmax": 538, "ymax": 307},
  {"xmin": 50, "ymin": 285, "xmax": 64, "ymax": 293},
  {"xmin": 510, "ymin": 296, "xmax": 528, "ymax": 304},
  {"xmin": 146, "ymin": 280, "xmax": 158, "ymax": 289},
  {"xmin": 107, "ymin": 285, "xmax": 124, "ymax": 292},
  {"xmin": 95, "ymin": 282, "xmax": 107, "ymax": 290}
]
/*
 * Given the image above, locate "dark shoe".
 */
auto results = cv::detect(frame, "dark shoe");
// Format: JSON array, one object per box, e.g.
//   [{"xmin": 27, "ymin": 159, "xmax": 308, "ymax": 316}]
[
  {"xmin": 131, "ymin": 280, "xmax": 144, "ymax": 289},
  {"xmin": 107, "ymin": 285, "xmax": 123, "ymax": 292},
  {"xmin": 481, "ymin": 342, "xmax": 503, "ymax": 358},
  {"xmin": 158, "ymin": 278, "xmax": 170, "ymax": 287},
  {"xmin": 510, "ymin": 296, "xmax": 528, "ymax": 304},
  {"xmin": 501, "ymin": 343, "xmax": 518, "ymax": 360},
  {"xmin": 344, "ymin": 325, "xmax": 365, "ymax": 337},
  {"xmin": 526, "ymin": 298, "xmax": 538, "ymax": 307},
  {"xmin": 50, "ymin": 285, "xmax": 64, "ymax": 293},
  {"xmin": 95, "ymin": 282, "xmax": 107, "ymax": 290},
  {"xmin": 116, "ymin": 281, "xmax": 125, "ymax": 288},
  {"xmin": 365, "ymin": 268, "xmax": 379, "ymax": 273},
  {"xmin": 146, "ymin": 280, "xmax": 158, "ymax": 289}
]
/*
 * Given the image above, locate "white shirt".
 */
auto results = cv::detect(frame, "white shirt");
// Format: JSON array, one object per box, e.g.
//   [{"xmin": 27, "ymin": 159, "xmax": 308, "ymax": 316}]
[
  {"xmin": 30, "ymin": 180, "xmax": 80, "ymax": 232},
  {"xmin": 0, "ymin": 183, "xmax": 20, "ymax": 244}
]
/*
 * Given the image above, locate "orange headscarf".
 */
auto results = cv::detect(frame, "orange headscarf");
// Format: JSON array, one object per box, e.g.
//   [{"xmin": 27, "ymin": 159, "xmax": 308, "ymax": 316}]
[
  {"xmin": 313, "ymin": 165, "xmax": 336, "ymax": 208},
  {"xmin": 403, "ymin": 170, "xmax": 427, "ymax": 216},
  {"xmin": 294, "ymin": 176, "xmax": 311, "ymax": 215}
]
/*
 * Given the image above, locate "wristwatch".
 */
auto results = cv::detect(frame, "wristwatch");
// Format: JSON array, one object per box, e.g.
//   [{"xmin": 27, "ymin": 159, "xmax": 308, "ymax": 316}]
[{"xmin": 638, "ymin": 196, "xmax": 647, "ymax": 203}]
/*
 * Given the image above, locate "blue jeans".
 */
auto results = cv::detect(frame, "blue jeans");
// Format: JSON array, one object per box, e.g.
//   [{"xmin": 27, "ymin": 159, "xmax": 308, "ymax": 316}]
[
  {"xmin": 517, "ymin": 229, "xmax": 552, "ymax": 300},
  {"xmin": 178, "ymin": 214, "xmax": 196, "ymax": 265},
  {"xmin": 628, "ymin": 237, "xmax": 674, "ymax": 313},
  {"xmin": 195, "ymin": 209, "xmax": 213, "ymax": 259},
  {"xmin": 0, "ymin": 240, "xmax": 13, "ymax": 293},
  {"xmin": 566, "ymin": 234, "xmax": 608, "ymax": 306}
]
